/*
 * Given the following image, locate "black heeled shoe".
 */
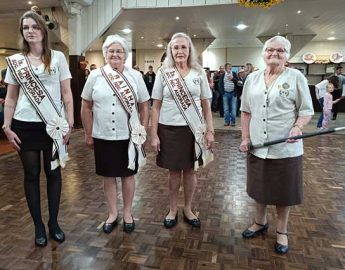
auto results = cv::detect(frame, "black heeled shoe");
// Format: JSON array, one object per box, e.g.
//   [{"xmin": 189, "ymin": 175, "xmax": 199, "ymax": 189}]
[
  {"xmin": 274, "ymin": 231, "xmax": 289, "ymax": 254},
  {"xmin": 183, "ymin": 211, "xmax": 201, "ymax": 228},
  {"xmin": 35, "ymin": 225, "xmax": 47, "ymax": 247},
  {"xmin": 48, "ymin": 222, "xmax": 65, "ymax": 243},
  {"xmin": 102, "ymin": 216, "xmax": 118, "ymax": 234},
  {"xmin": 242, "ymin": 222, "xmax": 269, "ymax": 238},
  {"xmin": 163, "ymin": 211, "xmax": 178, "ymax": 229},
  {"xmin": 123, "ymin": 215, "xmax": 135, "ymax": 233}
]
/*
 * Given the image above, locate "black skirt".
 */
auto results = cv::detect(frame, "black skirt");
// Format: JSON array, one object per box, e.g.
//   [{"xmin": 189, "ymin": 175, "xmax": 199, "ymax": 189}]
[
  {"xmin": 11, "ymin": 119, "xmax": 53, "ymax": 151},
  {"xmin": 93, "ymin": 138, "xmax": 138, "ymax": 177},
  {"xmin": 157, "ymin": 124, "xmax": 200, "ymax": 170},
  {"xmin": 247, "ymin": 153, "xmax": 303, "ymax": 206}
]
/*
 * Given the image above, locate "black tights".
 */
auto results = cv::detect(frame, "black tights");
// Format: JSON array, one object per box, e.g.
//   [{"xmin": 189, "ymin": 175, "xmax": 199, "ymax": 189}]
[{"xmin": 19, "ymin": 149, "xmax": 62, "ymax": 232}]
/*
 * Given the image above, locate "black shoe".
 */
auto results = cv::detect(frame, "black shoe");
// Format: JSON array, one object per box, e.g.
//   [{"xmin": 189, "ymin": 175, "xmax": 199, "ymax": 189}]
[
  {"xmin": 48, "ymin": 222, "xmax": 65, "ymax": 243},
  {"xmin": 163, "ymin": 211, "xmax": 178, "ymax": 229},
  {"xmin": 274, "ymin": 231, "xmax": 289, "ymax": 254},
  {"xmin": 35, "ymin": 225, "xmax": 47, "ymax": 247},
  {"xmin": 123, "ymin": 215, "xmax": 135, "ymax": 233},
  {"xmin": 242, "ymin": 222, "xmax": 269, "ymax": 238},
  {"xmin": 102, "ymin": 217, "xmax": 118, "ymax": 234},
  {"xmin": 183, "ymin": 211, "xmax": 201, "ymax": 228}
]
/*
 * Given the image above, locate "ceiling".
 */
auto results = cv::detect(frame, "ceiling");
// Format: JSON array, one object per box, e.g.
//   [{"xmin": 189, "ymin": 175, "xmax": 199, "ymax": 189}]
[{"xmin": 0, "ymin": 0, "xmax": 344, "ymax": 53}]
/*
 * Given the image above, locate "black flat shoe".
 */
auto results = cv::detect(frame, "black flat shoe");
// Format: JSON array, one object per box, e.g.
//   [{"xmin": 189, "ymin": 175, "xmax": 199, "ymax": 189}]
[
  {"xmin": 102, "ymin": 217, "xmax": 118, "ymax": 234},
  {"xmin": 242, "ymin": 222, "xmax": 269, "ymax": 238},
  {"xmin": 123, "ymin": 216, "xmax": 135, "ymax": 233},
  {"xmin": 48, "ymin": 222, "xmax": 65, "ymax": 243},
  {"xmin": 35, "ymin": 226, "xmax": 47, "ymax": 247},
  {"xmin": 274, "ymin": 231, "xmax": 289, "ymax": 254},
  {"xmin": 163, "ymin": 211, "xmax": 178, "ymax": 229},
  {"xmin": 183, "ymin": 211, "xmax": 201, "ymax": 228}
]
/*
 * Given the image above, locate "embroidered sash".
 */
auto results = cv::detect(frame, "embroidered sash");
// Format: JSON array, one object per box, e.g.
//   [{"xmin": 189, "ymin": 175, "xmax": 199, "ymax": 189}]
[
  {"xmin": 6, "ymin": 53, "xmax": 69, "ymax": 169},
  {"xmin": 162, "ymin": 67, "xmax": 213, "ymax": 170},
  {"xmin": 101, "ymin": 65, "xmax": 146, "ymax": 170}
]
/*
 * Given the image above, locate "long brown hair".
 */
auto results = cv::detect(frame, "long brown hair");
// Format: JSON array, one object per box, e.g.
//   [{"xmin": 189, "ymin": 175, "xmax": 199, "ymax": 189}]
[{"xmin": 19, "ymin": 11, "xmax": 51, "ymax": 74}]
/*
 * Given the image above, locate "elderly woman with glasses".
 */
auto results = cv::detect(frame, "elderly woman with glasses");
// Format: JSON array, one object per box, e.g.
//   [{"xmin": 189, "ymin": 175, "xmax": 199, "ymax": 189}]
[
  {"xmin": 81, "ymin": 35, "xmax": 150, "ymax": 234},
  {"xmin": 239, "ymin": 36, "xmax": 314, "ymax": 254}
]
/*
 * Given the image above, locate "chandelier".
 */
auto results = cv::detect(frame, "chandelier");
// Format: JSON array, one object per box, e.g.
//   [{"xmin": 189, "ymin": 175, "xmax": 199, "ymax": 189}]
[{"xmin": 239, "ymin": 0, "xmax": 284, "ymax": 9}]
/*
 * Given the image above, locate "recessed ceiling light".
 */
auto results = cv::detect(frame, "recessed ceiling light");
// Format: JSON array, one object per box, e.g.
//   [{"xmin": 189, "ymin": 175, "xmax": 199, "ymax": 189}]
[
  {"xmin": 28, "ymin": 1, "xmax": 32, "ymax": 4},
  {"xmin": 175, "ymin": 16, "xmax": 180, "ymax": 20},
  {"xmin": 327, "ymin": 37, "xmax": 336, "ymax": 40},
  {"xmin": 141, "ymin": 36, "xmax": 144, "ymax": 39},
  {"xmin": 297, "ymin": 10, "xmax": 301, "ymax": 14},
  {"xmin": 236, "ymin": 24, "xmax": 248, "ymax": 30},
  {"xmin": 157, "ymin": 44, "xmax": 163, "ymax": 48},
  {"xmin": 122, "ymin": 28, "xmax": 132, "ymax": 34},
  {"xmin": 277, "ymin": 32, "xmax": 281, "ymax": 35},
  {"xmin": 193, "ymin": 34, "xmax": 197, "ymax": 37},
  {"xmin": 285, "ymin": 24, "xmax": 289, "ymax": 27},
  {"xmin": 152, "ymin": 41, "xmax": 155, "ymax": 44}
]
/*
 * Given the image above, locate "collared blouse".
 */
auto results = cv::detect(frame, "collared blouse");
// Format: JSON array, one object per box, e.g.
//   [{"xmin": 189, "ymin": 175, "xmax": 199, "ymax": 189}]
[
  {"xmin": 5, "ymin": 50, "xmax": 72, "ymax": 122},
  {"xmin": 241, "ymin": 67, "xmax": 314, "ymax": 159},
  {"xmin": 81, "ymin": 65, "xmax": 150, "ymax": 141},
  {"xmin": 151, "ymin": 68, "xmax": 211, "ymax": 126}
]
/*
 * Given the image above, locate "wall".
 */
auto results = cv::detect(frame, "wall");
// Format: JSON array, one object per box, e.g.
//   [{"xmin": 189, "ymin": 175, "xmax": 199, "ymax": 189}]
[{"xmin": 136, "ymin": 49, "xmax": 165, "ymax": 73}]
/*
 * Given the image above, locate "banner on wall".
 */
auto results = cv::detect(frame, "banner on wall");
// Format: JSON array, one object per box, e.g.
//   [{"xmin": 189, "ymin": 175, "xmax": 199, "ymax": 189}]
[{"xmin": 302, "ymin": 52, "xmax": 344, "ymax": 64}]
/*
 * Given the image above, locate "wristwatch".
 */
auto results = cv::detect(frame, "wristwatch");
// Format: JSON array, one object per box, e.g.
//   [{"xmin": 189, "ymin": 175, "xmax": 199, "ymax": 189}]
[{"xmin": 2, "ymin": 124, "xmax": 10, "ymax": 131}]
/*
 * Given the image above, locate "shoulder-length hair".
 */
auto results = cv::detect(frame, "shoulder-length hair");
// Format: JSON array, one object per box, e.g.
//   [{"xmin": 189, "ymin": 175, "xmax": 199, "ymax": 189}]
[
  {"xmin": 163, "ymin": 32, "xmax": 202, "ymax": 72},
  {"xmin": 262, "ymin": 35, "xmax": 291, "ymax": 60},
  {"xmin": 19, "ymin": 11, "xmax": 51, "ymax": 74},
  {"xmin": 328, "ymin": 75, "xmax": 339, "ymax": 89},
  {"xmin": 102, "ymin": 35, "xmax": 129, "ymax": 62}
]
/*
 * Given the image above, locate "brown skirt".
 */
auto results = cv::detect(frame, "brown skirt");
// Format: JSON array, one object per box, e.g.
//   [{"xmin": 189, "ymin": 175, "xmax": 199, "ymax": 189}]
[
  {"xmin": 93, "ymin": 138, "xmax": 138, "ymax": 177},
  {"xmin": 157, "ymin": 124, "xmax": 198, "ymax": 170},
  {"xmin": 247, "ymin": 153, "xmax": 303, "ymax": 206}
]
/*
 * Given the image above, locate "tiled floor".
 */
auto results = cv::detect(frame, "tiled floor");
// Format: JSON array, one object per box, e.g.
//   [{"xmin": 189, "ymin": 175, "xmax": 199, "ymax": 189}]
[{"xmin": 0, "ymin": 113, "xmax": 345, "ymax": 269}]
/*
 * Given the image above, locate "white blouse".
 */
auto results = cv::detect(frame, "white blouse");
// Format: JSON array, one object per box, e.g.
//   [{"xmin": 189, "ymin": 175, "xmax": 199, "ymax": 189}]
[
  {"xmin": 241, "ymin": 68, "xmax": 314, "ymax": 159},
  {"xmin": 151, "ymin": 68, "xmax": 211, "ymax": 126},
  {"xmin": 81, "ymin": 65, "xmax": 150, "ymax": 140},
  {"xmin": 5, "ymin": 50, "xmax": 72, "ymax": 122}
]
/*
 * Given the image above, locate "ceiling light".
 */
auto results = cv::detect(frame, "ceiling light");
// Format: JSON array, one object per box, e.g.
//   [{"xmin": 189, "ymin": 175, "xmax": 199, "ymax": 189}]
[
  {"xmin": 330, "ymin": 31, "xmax": 335, "ymax": 34},
  {"xmin": 141, "ymin": 36, "xmax": 144, "ymax": 39},
  {"xmin": 277, "ymin": 32, "xmax": 281, "ymax": 35},
  {"xmin": 175, "ymin": 16, "xmax": 180, "ymax": 20},
  {"xmin": 28, "ymin": 1, "xmax": 32, "ymax": 4},
  {"xmin": 157, "ymin": 44, "xmax": 163, "ymax": 48},
  {"xmin": 122, "ymin": 28, "xmax": 132, "ymax": 34},
  {"xmin": 193, "ymin": 34, "xmax": 197, "ymax": 37},
  {"xmin": 297, "ymin": 10, "xmax": 301, "ymax": 14},
  {"xmin": 236, "ymin": 24, "xmax": 248, "ymax": 30},
  {"xmin": 327, "ymin": 37, "xmax": 336, "ymax": 40}
]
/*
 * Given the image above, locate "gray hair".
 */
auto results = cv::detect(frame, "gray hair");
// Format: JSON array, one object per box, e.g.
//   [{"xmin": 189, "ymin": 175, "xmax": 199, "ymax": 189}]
[
  {"xmin": 262, "ymin": 35, "xmax": 291, "ymax": 59},
  {"xmin": 163, "ymin": 32, "xmax": 202, "ymax": 72},
  {"xmin": 102, "ymin": 34, "xmax": 129, "ymax": 62}
]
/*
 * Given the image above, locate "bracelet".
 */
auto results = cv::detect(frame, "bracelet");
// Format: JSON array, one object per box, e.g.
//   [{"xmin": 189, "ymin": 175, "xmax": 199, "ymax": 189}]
[
  {"xmin": 293, "ymin": 124, "xmax": 303, "ymax": 130},
  {"xmin": 207, "ymin": 130, "xmax": 215, "ymax": 135}
]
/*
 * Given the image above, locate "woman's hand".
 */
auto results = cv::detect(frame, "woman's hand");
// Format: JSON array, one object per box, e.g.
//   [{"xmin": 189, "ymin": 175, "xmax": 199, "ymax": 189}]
[
  {"xmin": 204, "ymin": 131, "xmax": 214, "ymax": 149},
  {"xmin": 151, "ymin": 135, "xmax": 160, "ymax": 154},
  {"xmin": 4, "ymin": 129, "xmax": 21, "ymax": 151},
  {"xmin": 286, "ymin": 126, "xmax": 302, "ymax": 143},
  {"xmin": 239, "ymin": 138, "xmax": 251, "ymax": 152},
  {"xmin": 85, "ymin": 134, "xmax": 94, "ymax": 149}
]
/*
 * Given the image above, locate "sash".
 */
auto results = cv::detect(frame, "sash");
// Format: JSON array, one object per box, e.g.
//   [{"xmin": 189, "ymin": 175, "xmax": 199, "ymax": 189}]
[
  {"xmin": 6, "ymin": 53, "xmax": 69, "ymax": 169},
  {"xmin": 101, "ymin": 65, "xmax": 146, "ymax": 170},
  {"xmin": 162, "ymin": 67, "xmax": 214, "ymax": 170}
]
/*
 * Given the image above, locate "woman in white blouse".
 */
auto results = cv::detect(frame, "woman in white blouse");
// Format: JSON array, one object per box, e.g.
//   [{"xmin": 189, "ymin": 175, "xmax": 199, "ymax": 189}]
[
  {"xmin": 81, "ymin": 35, "xmax": 149, "ymax": 234},
  {"xmin": 3, "ymin": 11, "xmax": 74, "ymax": 247},
  {"xmin": 239, "ymin": 36, "xmax": 314, "ymax": 254},
  {"xmin": 151, "ymin": 32, "xmax": 214, "ymax": 229}
]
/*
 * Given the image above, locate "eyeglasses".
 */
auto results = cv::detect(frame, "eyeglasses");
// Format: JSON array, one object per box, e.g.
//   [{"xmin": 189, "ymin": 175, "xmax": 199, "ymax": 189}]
[
  {"xmin": 107, "ymin": 49, "xmax": 124, "ymax": 55},
  {"xmin": 22, "ymin": 25, "xmax": 41, "ymax": 32},
  {"xmin": 265, "ymin": 47, "xmax": 287, "ymax": 54},
  {"xmin": 171, "ymin": 45, "xmax": 189, "ymax": 51}
]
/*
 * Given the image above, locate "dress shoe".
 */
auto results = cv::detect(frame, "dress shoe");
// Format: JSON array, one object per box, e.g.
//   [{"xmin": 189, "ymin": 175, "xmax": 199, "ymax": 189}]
[
  {"xmin": 242, "ymin": 222, "xmax": 269, "ymax": 238},
  {"xmin": 163, "ymin": 211, "xmax": 178, "ymax": 229},
  {"xmin": 102, "ymin": 217, "xmax": 118, "ymax": 234},
  {"xmin": 274, "ymin": 231, "xmax": 289, "ymax": 254},
  {"xmin": 35, "ymin": 225, "xmax": 47, "ymax": 247},
  {"xmin": 224, "ymin": 123, "xmax": 230, "ymax": 126},
  {"xmin": 123, "ymin": 215, "xmax": 135, "ymax": 233},
  {"xmin": 48, "ymin": 222, "xmax": 65, "ymax": 243},
  {"xmin": 183, "ymin": 211, "xmax": 201, "ymax": 228}
]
